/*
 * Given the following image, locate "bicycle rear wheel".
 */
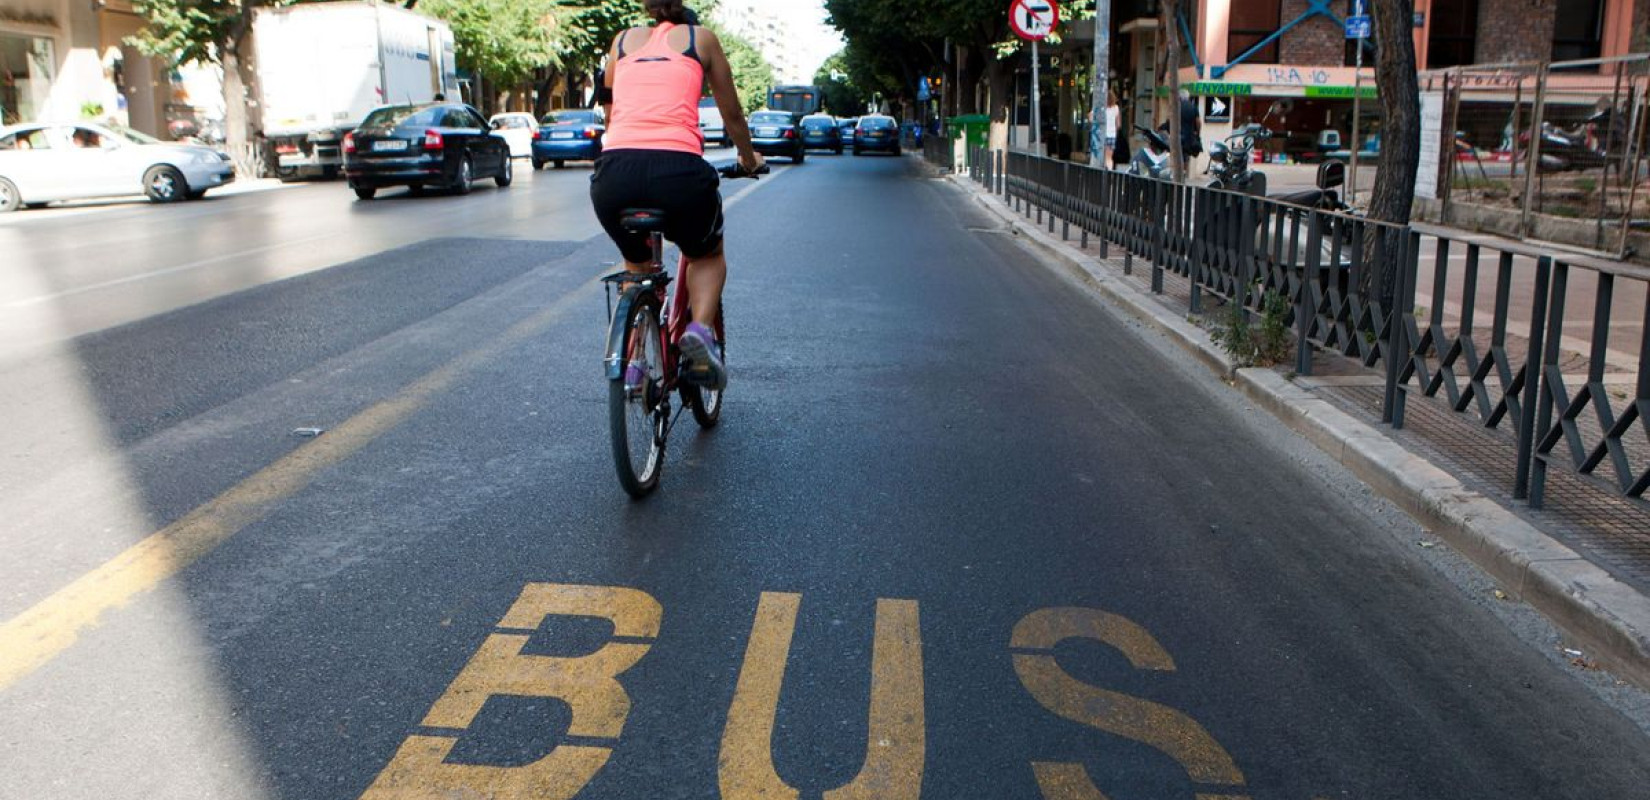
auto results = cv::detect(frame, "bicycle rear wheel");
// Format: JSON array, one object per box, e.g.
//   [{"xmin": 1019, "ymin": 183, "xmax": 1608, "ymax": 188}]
[
  {"xmin": 610, "ymin": 292, "xmax": 666, "ymax": 497},
  {"xmin": 685, "ymin": 308, "xmax": 725, "ymax": 429}
]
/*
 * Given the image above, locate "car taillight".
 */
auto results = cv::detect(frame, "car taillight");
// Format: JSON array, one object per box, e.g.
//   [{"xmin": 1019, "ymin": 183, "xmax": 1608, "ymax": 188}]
[
  {"xmin": 532, "ymin": 130, "xmax": 543, "ymax": 141},
  {"xmin": 585, "ymin": 128, "xmax": 599, "ymax": 139},
  {"xmin": 782, "ymin": 129, "xmax": 795, "ymax": 139},
  {"xmin": 342, "ymin": 134, "xmax": 355, "ymax": 155},
  {"xmin": 424, "ymin": 130, "xmax": 444, "ymax": 151}
]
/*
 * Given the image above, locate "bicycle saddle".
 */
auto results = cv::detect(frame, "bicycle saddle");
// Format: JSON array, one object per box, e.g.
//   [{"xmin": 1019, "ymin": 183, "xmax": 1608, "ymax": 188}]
[{"xmin": 620, "ymin": 208, "xmax": 667, "ymax": 232}]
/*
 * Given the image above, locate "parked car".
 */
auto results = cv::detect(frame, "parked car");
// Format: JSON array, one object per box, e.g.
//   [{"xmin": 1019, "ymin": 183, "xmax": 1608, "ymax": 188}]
[
  {"xmin": 853, "ymin": 115, "xmax": 901, "ymax": 156},
  {"xmin": 749, "ymin": 110, "xmax": 804, "ymax": 163},
  {"xmin": 837, "ymin": 117, "xmax": 859, "ymax": 146},
  {"xmin": 488, "ymin": 112, "xmax": 537, "ymax": 159},
  {"xmin": 342, "ymin": 102, "xmax": 511, "ymax": 200},
  {"xmin": 698, "ymin": 97, "xmax": 728, "ymax": 147},
  {"xmin": 798, "ymin": 114, "xmax": 842, "ymax": 153},
  {"xmin": 532, "ymin": 109, "xmax": 605, "ymax": 169},
  {"xmin": 0, "ymin": 122, "xmax": 234, "ymax": 212}
]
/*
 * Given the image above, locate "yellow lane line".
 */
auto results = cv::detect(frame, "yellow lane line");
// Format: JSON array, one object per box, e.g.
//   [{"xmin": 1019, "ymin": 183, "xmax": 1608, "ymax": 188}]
[
  {"xmin": 0, "ymin": 284, "xmax": 590, "ymax": 691},
  {"xmin": 0, "ymin": 169, "xmax": 783, "ymax": 693}
]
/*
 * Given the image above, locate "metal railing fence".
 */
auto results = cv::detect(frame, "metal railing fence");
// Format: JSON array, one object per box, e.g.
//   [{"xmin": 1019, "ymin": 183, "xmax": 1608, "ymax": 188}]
[
  {"xmin": 1425, "ymin": 55, "xmax": 1650, "ymax": 260},
  {"xmin": 949, "ymin": 146, "xmax": 1649, "ymax": 510}
]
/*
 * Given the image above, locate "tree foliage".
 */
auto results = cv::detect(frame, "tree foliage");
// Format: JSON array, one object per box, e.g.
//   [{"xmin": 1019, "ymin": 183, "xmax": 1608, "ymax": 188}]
[
  {"xmin": 421, "ymin": 0, "xmax": 561, "ymax": 90},
  {"xmin": 814, "ymin": 51, "xmax": 869, "ymax": 116}
]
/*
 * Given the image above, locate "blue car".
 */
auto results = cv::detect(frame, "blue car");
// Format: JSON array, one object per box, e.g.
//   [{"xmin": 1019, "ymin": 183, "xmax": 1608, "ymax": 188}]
[
  {"xmin": 798, "ymin": 114, "xmax": 842, "ymax": 154},
  {"xmin": 837, "ymin": 117, "xmax": 858, "ymax": 148},
  {"xmin": 531, "ymin": 109, "xmax": 604, "ymax": 169},
  {"xmin": 853, "ymin": 115, "xmax": 901, "ymax": 156},
  {"xmin": 749, "ymin": 110, "xmax": 805, "ymax": 163}
]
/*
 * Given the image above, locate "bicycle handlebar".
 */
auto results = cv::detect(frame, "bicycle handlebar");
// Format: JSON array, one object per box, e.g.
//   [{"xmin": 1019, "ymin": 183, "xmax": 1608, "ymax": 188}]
[{"xmin": 718, "ymin": 163, "xmax": 771, "ymax": 180}]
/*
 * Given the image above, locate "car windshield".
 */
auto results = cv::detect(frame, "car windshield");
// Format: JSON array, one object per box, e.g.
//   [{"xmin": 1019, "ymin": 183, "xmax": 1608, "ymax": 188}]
[
  {"xmin": 361, "ymin": 105, "xmax": 426, "ymax": 129},
  {"xmin": 103, "ymin": 124, "xmax": 162, "ymax": 145},
  {"xmin": 545, "ymin": 110, "xmax": 597, "ymax": 125},
  {"xmin": 751, "ymin": 113, "xmax": 789, "ymax": 124},
  {"xmin": 802, "ymin": 118, "xmax": 832, "ymax": 129},
  {"xmin": 863, "ymin": 118, "xmax": 895, "ymax": 129}
]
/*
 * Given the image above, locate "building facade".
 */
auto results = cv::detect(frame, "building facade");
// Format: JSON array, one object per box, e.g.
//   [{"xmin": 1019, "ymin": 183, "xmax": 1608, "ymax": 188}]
[{"xmin": 0, "ymin": 0, "xmax": 177, "ymax": 135}]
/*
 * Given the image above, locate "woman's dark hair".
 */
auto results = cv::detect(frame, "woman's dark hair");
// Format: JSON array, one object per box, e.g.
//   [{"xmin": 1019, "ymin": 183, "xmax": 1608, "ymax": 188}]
[{"xmin": 645, "ymin": 0, "xmax": 690, "ymax": 23}]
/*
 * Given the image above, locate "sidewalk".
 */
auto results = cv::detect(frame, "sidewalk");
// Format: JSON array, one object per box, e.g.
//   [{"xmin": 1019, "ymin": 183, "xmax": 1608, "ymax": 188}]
[{"xmin": 939, "ymin": 166, "xmax": 1650, "ymax": 688}]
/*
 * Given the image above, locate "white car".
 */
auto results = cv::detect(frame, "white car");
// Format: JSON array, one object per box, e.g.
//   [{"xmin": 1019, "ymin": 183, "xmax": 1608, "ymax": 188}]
[
  {"xmin": 0, "ymin": 122, "xmax": 235, "ymax": 212},
  {"xmin": 698, "ymin": 97, "xmax": 728, "ymax": 147},
  {"xmin": 488, "ymin": 112, "xmax": 536, "ymax": 159}
]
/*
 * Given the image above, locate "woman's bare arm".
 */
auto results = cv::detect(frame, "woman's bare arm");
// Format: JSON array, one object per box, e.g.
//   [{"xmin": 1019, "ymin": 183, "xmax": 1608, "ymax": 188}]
[{"xmin": 696, "ymin": 28, "xmax": 762, "ymax": 171}]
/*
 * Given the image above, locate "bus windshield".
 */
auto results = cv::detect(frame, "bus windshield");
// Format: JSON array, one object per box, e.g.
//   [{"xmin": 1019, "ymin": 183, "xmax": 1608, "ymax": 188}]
[{"xmin": 767, "ymin": 86, "xmax": 821, "ymax": 117}]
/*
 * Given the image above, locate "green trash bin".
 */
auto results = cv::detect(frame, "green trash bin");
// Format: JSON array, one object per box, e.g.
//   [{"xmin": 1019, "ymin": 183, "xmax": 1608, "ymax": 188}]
[{"xmin": 948, "ymin": 114, "xmax": 990, "ymax": 150}]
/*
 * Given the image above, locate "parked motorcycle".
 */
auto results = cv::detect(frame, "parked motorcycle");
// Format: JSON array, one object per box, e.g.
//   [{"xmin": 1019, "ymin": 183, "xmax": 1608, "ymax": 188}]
[{"xmin": 1518, "ymin": 108, "xmax": 1612, "ymax": 172}]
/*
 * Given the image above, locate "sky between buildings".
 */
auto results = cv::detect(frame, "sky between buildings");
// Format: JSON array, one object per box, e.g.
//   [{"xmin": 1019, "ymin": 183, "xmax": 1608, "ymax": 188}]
[{"xmin": 710, "ymin": 0, "xmax": 846, "ymax": 85}]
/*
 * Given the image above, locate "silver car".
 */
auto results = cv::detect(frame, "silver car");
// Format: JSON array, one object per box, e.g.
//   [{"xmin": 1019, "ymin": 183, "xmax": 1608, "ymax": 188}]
[{"xmin": 0, "ymin": 122, "xmax": 236, "ymax": 212}]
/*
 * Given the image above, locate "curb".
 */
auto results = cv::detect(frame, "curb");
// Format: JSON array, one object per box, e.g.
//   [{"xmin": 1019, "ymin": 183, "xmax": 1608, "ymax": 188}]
[{"xmin": 945, "ymin": 172, "xmax": 1650, "ymax": 689}]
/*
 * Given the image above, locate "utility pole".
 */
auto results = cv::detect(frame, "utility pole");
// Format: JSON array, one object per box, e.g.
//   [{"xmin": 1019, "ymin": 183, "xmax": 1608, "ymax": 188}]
[{"xmin": 1090, "ymin": 0, "xmax": 1111, "ymax": 165}]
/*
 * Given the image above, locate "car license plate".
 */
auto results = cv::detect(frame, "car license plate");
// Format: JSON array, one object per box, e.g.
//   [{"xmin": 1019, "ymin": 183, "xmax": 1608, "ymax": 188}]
[
  {"xmin": 372, "ymin": 140, "xmax": 408, "ymax": 152},
  {"xmin": 551, "ymin": 131, "xmax": 575, "ymax": 139},
  {"xmin": 758, "ymin": 127, "xmax": 778, "ymax": 137}
]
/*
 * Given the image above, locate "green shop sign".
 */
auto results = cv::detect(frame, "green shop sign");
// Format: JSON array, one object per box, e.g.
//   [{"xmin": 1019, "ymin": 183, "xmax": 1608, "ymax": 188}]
[
  {"xmin": 1304, "ymin": 85, "xmax": 1378, "ymax": 99},
  {"xmin": 1160, "ymin": 82, "xmax": 1254, "ymax": 97}
]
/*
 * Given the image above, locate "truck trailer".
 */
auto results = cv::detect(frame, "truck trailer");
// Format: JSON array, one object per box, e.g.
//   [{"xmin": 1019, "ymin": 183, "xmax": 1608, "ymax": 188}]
[{"xmin": 255, "ymin": 1, "xmax": 458, "ymax": 180}]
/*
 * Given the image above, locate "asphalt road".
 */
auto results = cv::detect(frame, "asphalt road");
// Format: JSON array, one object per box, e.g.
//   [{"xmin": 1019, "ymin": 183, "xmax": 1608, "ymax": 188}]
[{"xmin": 2, "ymin": 152, "xmax": 1649, "ymax": 800}]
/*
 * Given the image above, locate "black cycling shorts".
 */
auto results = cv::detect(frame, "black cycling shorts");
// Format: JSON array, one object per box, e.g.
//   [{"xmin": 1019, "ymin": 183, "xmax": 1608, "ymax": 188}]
[{"xmin": 590, "ymin": 149, "xmax": 723, "ymax": 264}]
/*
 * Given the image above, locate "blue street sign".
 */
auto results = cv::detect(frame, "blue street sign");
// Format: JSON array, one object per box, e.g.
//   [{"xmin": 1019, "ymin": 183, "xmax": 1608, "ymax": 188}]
[
  {"xmin": 1345, "ymin": 15, "xmax": 1371, "ymax": 39},
  {"xmin": 917, "ymin": 78, "xmax": 931, "ymax": 101}
]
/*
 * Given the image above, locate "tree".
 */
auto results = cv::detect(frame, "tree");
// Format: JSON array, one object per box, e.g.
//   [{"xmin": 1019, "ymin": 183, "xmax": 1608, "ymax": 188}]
[
  {"xmin": 706, "ymin": 24, "xmax": 776, "ymax": 113},
  {"xmin": 815, "ymin": 51, "xmax": 870, "ymax": 116},
  {"xmin": 1364, "ymin": 0, "xmax": 1421, "ymax": 302},
  {"xmin": 422, "ymin": 0, "xmax": 560, "ymax": 110},
  {"xmin": 129, "ymin": 0, "xmax": 294, "ymax": 171}
]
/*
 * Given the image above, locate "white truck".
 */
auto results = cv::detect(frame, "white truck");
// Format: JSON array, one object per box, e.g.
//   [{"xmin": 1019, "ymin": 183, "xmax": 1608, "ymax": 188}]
[{"xmin": 254, "ymin": 1, "xmax": 458, "ymax": 180}]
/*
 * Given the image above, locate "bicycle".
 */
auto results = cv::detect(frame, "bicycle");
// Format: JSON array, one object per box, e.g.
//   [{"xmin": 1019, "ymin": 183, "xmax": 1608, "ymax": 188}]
[{"xmin": 603, "ymin": 162, "xmax": 768, "ymax": 497}]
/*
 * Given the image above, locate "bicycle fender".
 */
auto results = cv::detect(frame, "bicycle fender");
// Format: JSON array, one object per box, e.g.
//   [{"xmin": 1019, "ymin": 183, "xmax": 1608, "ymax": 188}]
[{"xmin": 604, "ymin": 288, "xmax": 645, "ymax": 380}]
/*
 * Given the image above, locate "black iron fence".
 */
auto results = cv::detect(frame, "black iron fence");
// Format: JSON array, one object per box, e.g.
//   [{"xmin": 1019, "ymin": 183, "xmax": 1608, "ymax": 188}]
[{"xmin": 947, "ymin": 146, "xmax": 1649, "ymax": 510}]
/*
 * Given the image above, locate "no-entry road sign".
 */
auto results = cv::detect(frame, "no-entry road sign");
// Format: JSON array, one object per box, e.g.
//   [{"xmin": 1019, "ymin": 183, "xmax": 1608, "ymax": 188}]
[{"xmin": 1009, "ymin": 0, "xmax": 1059, "ymax": 41}]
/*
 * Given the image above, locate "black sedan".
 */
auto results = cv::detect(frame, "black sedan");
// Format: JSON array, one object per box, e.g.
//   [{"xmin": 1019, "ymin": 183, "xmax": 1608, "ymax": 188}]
[
  {"xmin": 853, "ymin": 115, "xmax": 901, "ymax": 156},
  {"xmin": 748, "ymin": 111, "xmax": 805, "ymax": 164},
  {"xmin": 343, "ymin": 103, "xmax": 512, "ymax": 200}
]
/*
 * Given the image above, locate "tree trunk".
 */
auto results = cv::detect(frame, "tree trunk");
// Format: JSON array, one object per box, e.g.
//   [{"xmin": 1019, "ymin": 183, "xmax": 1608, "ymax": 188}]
[
  {"xmin": 986, "ymin": 54, "xmax": 1014, "ymax": 152},
  {"xmin": 958, "ymin": 47, "xmax": 984, "ymax": 116},
  {"xmin": 1364, "ymin": 0, "xmax": 1421, "ymax": 304},
  {"xmin": 1162, "ymin": 0, "xmax": 1184, "ymax": 182}
]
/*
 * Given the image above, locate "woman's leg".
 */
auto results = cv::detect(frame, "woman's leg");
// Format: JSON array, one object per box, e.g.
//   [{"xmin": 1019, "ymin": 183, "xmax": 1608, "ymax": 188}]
[{"xmin": 686, "ymin": 243, "xmax": 727, "ymax": 329}]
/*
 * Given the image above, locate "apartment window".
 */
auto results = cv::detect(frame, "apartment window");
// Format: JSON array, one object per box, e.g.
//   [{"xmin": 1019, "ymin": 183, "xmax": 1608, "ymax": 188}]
[
  {"xmin": 1228, "ymin": 0, "xmax": 1281, "ymax": 65},
  {"xmin": 1425, "ymin": 0, "xmax": 1479, "ymax": 68},
  {"xmin": 1552, "ymin": 0, "xmax": 1605, "ymax": 62}
]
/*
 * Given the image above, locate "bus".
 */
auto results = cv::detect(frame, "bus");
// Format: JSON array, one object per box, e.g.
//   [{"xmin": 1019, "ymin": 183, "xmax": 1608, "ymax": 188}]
[{"xmin": 767, "ymin": 85, "xmax": 822, "ymax": 117}]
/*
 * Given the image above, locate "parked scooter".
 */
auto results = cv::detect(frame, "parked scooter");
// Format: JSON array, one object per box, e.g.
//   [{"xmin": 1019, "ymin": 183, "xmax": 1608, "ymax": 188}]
[
  {"xmin": 1129, "ymin": 125, "xmax": 1172, "ymax": 179},
  {"xmin": 1204, "ymin": 122, "xmax": 1271, "ymax": 195}
]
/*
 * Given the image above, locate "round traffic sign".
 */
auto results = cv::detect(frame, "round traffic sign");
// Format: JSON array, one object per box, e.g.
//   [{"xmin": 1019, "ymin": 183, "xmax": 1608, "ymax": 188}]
[{"xmin": 1009, "ymin": 0, "xmax": 1059, "ymax": 41}]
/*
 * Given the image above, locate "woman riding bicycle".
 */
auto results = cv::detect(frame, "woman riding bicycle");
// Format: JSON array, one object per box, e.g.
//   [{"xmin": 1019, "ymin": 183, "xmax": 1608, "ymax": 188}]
[{"xmin": 590, "ymin": 0, "xmax": 764, "ymax": 391}]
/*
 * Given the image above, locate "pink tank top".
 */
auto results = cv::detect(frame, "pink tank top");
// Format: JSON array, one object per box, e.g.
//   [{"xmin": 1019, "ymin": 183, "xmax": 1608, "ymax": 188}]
[{"xmin": 603, "ymin": 23, "xmax": 705, "ymax": 154}]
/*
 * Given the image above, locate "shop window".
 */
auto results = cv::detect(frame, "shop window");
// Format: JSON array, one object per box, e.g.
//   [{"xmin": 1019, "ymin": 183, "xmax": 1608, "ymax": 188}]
[
  {"xmin": 1552, "ymin": 0, "xmax": 1605, "ymax": 62},
  {"xmin": 1, "ymin": 33, "xmax": 57, "ymax": 126},
  {"xmin": 1424, "ymin": 0, "xmax": 1479, "ymax": 68},
  {"xmin": 1228, "ymin": 0, "xmax": 1281, "ymax": 65}
]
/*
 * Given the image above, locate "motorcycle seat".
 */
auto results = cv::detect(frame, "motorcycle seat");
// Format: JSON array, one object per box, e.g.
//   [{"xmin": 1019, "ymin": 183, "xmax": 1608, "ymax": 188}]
[{"xmin": 1271, "ymin": 189, "xmax": 1325, "ymax": 208}]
